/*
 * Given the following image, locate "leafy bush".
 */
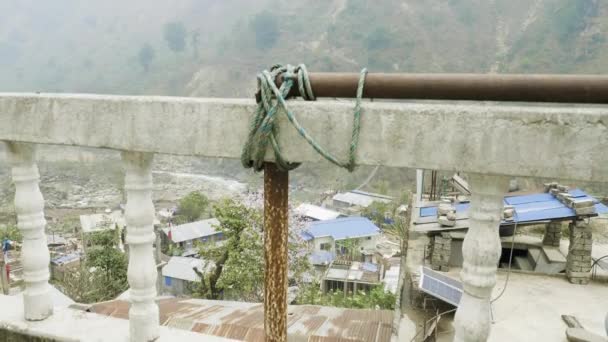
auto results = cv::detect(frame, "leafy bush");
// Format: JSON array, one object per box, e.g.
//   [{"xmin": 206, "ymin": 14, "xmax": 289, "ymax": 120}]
[
  {"xmin": 176, "ymin": 191, "xmax": 209, "ymax": 223},
  {"xmin": 57, "ymin": 229, "xmax": 127, "ymax": 302},
  {"xmin": 552, "ymin": 0, "xmax": 596, "ymax": 42},
  {"xmin": 297, "ymin": 282, "xmax": 396, "ymax": 310},
  {"xmin": 0, "ymin": 225, "xmax": 21, "ymax": 243}
]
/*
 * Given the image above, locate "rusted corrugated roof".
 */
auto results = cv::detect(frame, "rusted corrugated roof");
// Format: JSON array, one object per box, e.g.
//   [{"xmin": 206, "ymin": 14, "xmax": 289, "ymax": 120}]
[{"xmin": 87, "ymin": 298, "xmax": 393, "ymax": 341}]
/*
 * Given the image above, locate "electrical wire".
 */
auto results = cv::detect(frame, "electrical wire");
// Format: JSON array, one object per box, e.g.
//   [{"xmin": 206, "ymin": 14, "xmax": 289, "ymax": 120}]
[
  {"xmin": 409, "ymin": 308, "xmax": 457, "ymax": 342},
  {"xmin": 409, "ymin": 212, "xmax": 520, "ymax": 340},
  {"xmin": 491, "ymin": 214, "xmax": 519, "ymax": 304}
]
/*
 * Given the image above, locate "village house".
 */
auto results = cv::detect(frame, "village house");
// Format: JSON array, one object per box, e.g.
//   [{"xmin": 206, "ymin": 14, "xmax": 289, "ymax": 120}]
[
  {"xmin": 161, "ymin": 256, "xmax": 209, "ymax": 296},
  {"xmin": 294, "ymin": 203, "xmax": 342, "ymax": 221},
  {"xmin": 161, "ymin": 218, "xmax": 222, "ymax": 257},
  {"xmin": 50, "ymin": 252, "xmax": 81, "ymax": 281},
  {"xmin": 412, "ymin": 183, "xmax": 608, "ymax": 280},
  {"xmin": 331, "ymin": 190, "xmax": 393, "ymax": 210},
  {"xmin": 46, "ymin": 233, "xmax": 70, "ymax": 255},
  {"xmin": 322, "ymin": 260, "xmax": 383, "ymax": 295},
  {"xmin": 302, "ymin": 217, "xmax": 381, "ymax": 265},
  {"xmin": 79, "ymin": 210, "xmax": 126, "ymax": 235}
]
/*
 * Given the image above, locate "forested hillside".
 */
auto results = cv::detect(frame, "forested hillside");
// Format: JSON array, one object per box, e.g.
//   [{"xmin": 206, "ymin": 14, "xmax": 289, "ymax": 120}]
[{"xmin": 1, "ymin": 0, "xmax": 605, "ymax": 97}]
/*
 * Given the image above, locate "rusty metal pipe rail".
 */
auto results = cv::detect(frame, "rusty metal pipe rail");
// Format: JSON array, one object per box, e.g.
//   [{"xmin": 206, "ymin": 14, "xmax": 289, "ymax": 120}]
[{"xmin": 277, "ymin": 73, "xmax": 608, "ymax": 103}]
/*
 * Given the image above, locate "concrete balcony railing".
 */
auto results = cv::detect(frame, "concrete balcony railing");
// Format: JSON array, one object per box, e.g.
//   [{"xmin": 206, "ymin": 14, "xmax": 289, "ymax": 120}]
[{"xmin": 0, "ymin": 93, "xmax": 607, "ymax": 341}]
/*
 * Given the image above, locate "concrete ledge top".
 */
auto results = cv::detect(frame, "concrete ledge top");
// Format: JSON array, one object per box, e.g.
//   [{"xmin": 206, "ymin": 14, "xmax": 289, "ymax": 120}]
[
  {"xmin": 0, "ymin": 93, "xmax": 606, "ymax": 182},
  {"xmin": 0, "ymin": 294, "xmax": 236, "ymax": 342}
]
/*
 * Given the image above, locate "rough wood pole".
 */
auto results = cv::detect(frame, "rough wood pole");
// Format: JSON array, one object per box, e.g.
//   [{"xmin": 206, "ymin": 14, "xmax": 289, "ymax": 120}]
[
  {"xmin": 0, "ymin": 253, "xmax": 8, "ymax": 295},
  {"xmin": 264, "ymin": 163, "xmax": 289, "ymax": 342}
]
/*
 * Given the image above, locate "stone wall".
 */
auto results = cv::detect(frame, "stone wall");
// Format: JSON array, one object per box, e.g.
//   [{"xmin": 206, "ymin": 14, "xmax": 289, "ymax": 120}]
[
  {"xmin": 566, "ymin": 221, "xmax": 593, "ymax": 285},
  {"xmin": 430, "ymin": 233, "xmax": 452, "ymax": 272},
  {"xmin": 542, "ymin": 222, "xmax": 562, "ymax": 247}
]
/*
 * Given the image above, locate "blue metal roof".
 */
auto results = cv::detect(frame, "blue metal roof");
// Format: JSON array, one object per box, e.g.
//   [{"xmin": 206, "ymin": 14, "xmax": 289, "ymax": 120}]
[
  {"xmin": 51, "ymin": 252, "xmax": 81, "ymax": 266},
  {"xmin": 419, "ymin": 189, "xmax": 607, "ymax": 224},
  {"xmin": 302, "ymin": 217, "xmax": 380, "ymax": 241}
]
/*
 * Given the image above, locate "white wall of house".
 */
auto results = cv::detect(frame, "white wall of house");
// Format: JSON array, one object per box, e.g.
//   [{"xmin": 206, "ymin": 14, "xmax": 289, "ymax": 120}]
[
  {"xmin": 356, "ymin": 235, "xmax": 378, "ymax": 251},
  {"xmin": 311, "ymin": 236, "xmax": 335, "ymax": 253},
  {"xmin": 310, "ymin": 235, "xmax": 379, "ymax": 258}
]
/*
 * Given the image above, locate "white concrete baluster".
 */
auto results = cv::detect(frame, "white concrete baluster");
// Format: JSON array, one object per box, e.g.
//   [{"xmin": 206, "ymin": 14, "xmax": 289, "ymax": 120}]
[
  {"xmin": 122, "ymin": 151, "xmax": 159, "ymax": 342},
  {"xmin": 454, "ymin": 173, "xmax": 509, "ymax": 341},
  {"xmin": 7, "ymin": 142, "xmax": 53, "ymax": 320}
]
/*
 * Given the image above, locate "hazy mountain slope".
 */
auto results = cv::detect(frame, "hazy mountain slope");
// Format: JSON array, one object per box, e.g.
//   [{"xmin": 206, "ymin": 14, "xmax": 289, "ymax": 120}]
[{"xmin": 0, "ymin": 0, "xmax": 606, "ymax": 97}]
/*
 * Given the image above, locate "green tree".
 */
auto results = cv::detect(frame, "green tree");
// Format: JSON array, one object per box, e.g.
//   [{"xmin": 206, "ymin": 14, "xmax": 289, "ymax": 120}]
[
  {"xmin": 163, "ymin": 21, "xmax": 187, "ymax": 53},
  {"xmin": 176, "ymin": 191, "xmax": 209, "ymax": 223},
  {"xmin": 361, "ymin": 201, "xmax": 393, "ymax": 227},
  {"xmin": 56, "ymin": 229, "xmax": 127, "ymax": 303},
  {"xmin": 192, "ymin": 199, "xmax": 310, "ymax": 301},
  {"xmin": 335, "ymin": 238, "xmax": 361, "ymax": 261},
  {"xmin": 56, "ymin": 265, "xmax": 106, "ymax": 303},
  {"xmin": 366, "ymin": 27, "xmax": 391, "ymax": 51},
  {"xmin": 84, "ymin": 230, "xmax": 128, "ymax": 299},
  {"xmin": 0, "ymin": 225, "xmax": 21, "ymax": 243},
  {"xmin": 192, "ymin": 199, "xmax": 263, "ymax": 300},
  {"xmin": 251, "ymin": 11, "xmax": 279, "ymax": 49},
  {"xmin": 137, "ymin": 43, "xmax": 155, "ymax": 72},
  {"xmin": 297, "ymin": 283, "xmax": 396, "ymax": 310}
]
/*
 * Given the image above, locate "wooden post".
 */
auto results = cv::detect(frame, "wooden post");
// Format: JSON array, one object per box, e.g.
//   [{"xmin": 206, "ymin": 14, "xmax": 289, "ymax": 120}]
[
  {"xmin": 0, "ymin": 251, "xmax": 9, "ymax": 295},
  {"xmin": 263, "ymin": 163, "xmax": 289, "ymax": 342}
]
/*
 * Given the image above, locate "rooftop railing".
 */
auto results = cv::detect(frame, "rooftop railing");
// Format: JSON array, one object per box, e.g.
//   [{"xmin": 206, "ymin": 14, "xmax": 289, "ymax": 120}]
[{"xmin": 0, "ymin": 91, "xmax": 607, "ymax": 341}]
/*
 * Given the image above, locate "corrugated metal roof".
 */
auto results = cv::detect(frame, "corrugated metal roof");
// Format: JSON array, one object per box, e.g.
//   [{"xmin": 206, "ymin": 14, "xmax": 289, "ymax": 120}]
[
  {"xmin": 162, "ymin": 257, "xmax": 211, "ymax": 282},
  {"xmin": 419, "ymin": 189, "xmax": 608, "ymax": 223},
  {"xmin": 51, "ymin": 252, "xmax": 81, "ymax": 266},
  {"xmin": 88, "ymin": 298, "xmax": 393, "ymax": 342},
  {"xmin": 302, "ymin": 217, "xmax": 380, "ymax": 241},
  {"xmin": 162, "ymin": 218, "xmax": 221, "ymax": 243},
  {"xmin": 295, "ymin": 204, "xmax": 342, "ymax": 221},
  {"xmin": 325, "ymin": 262, "xmax": 381, "ymax": 284},
  {"xmin": 332, "ymin": 191, "xmax": 393, "ymax": 208}
]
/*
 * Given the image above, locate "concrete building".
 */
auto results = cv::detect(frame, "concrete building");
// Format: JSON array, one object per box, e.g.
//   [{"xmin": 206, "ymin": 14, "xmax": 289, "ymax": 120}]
[
  {"xmin": 50, "ymin": 252, "xmax": 81, "ymax": 281},
  {"xmin": 322, "ymin": 260, "xmax": 383, "ymax": 295},
  {"xmin": 161, "ymin": 256, "xmax": 209, "ymax": 296},
  {"xmin": 332, "ymin": 190, "xmax": 393, "ymax": 209},
  {"xmin": 302, "ymin": 217, "xmax": 381, "ymax": 265},
  {"xmin": 294, "ymin": 203, "xmax": 342, "ymax": 221},
  {"xmin": 79, "ymin": 211, "xmax": 126, "ymax": 235},
  {"xmin": 412, "ymin": 187, "xmax": 608, "ymax": 281},
  {"xmin": 161, "ymin": 218, "xmax": 222, "ymax": 256}
]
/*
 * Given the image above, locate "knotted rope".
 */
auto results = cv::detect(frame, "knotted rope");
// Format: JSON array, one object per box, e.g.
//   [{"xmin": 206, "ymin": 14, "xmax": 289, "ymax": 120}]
[{"xmin": 241, "ymin": 64, "xmax": 368, "ymax": 172}]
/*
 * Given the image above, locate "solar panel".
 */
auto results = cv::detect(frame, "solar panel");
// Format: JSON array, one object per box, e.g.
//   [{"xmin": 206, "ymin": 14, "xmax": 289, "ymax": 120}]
[{"xmin": 419, "ymin": 266, "xmax": 463, "ymax": 307}]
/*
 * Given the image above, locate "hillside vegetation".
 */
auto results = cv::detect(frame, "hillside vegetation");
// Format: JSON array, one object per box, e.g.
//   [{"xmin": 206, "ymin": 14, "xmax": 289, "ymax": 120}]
[{"xmin": 1, "ymin": 0, "xmax": 606, "ymax": 97}]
